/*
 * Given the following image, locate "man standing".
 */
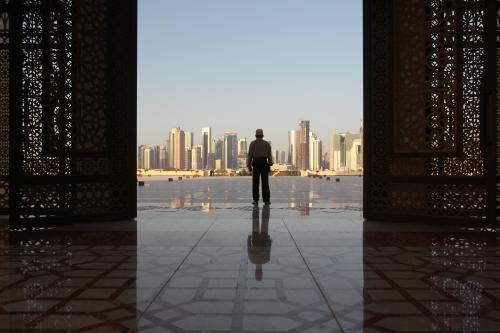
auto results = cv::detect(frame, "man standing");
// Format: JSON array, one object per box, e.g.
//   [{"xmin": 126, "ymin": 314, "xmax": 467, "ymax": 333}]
[{"xmin": 247, "ymin": 129, "xmax": 273, "ymax": 205}]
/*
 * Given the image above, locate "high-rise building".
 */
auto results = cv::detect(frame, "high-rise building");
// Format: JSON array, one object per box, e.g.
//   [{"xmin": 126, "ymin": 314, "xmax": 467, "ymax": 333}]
[
  {"xmin": 207, "ymin": 153, "xmax": 215, "ymax": 170},
  {"xmin": 274, "ymin": 149, "xmax": 280, "ymax": 165},
  {"xmin": 322, "ymin": 152, "xmax": 329, "ymax": 170},
  {"xmin": 309, "ymin": 132, "xmax": 321, "ymax": 170},
  {"xmin": 298, "ymin": 120, "xmax": 310, "ymax": 170},
  {"xmin": 185, "ymin": 131, "xmax": 193, "ymax": 149},
  {"xmin": 280, "ymin": 151, "xmax": 286, "ymax": 165},
  {"xmin": 215, "ymin": 139, "xmax": 223, "ymax": 161},
  {"xmin": 172, "ymin": 127, "xmax": 185, "ymax": 170},
  {"xmin": 138, "ymin": 145, "xmax": 157, "ymax": 169},
  {"xmin": 237, "ymin": 138, "xmax": 248, "ymax": 169},
  {"xmin": 223, "ymin": 132, "xmax": 238, "ymax": 170},
  {"xmin": 168, "ymin": 132, "xmax": 175, "ymax": 168},
  {"xmin": 311, "ymin": 137, "xmax": 322, "ymax": 171},
  {"xmin": 329, "ymin": 131, "xmax": 362, "ymax": 172},
  {"xmin": 288, "ymin": 130, "xmax": 298, "ymax": 167},
  {"xmin": 143, "ymin": 147, "xmax": 152, "ymax": 169},
  {"xmin": 137, "ymin": 145, "xmax": 146, "ymax": 169},
  {"xmin": 191, "ymin": 145, "xmax": 202, "ymax": 170},
  {"xmin": 238, "ymin": 138, "xmax": 247, "ymax": 156},
  {"xmin": 159, "ymin": 146, "xmax": 167, "ymax": 169},
  {"xmin": 152, "ymin": 145, "xmax": 161, "ymax": 169},
  {"xmin": 201, "ymin": 127, "xmax": 212, "ymax": 169},
  {"xmin": 184, "ymin": 147, "xmax": 192, "ymax": 170}
]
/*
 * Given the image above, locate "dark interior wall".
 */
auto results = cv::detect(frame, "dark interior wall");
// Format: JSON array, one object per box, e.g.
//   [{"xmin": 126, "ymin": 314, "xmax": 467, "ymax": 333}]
[
  {"xmin": 363, "ymin": 0, "xmax": 498, "ymax": 226},
  {"xmin": 6, "ymin": 0, "xmax": 137, "ymax": 224}
]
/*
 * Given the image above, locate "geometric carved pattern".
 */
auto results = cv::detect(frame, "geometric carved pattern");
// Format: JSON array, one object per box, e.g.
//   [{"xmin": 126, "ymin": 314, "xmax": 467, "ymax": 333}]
[
  {"xmin": 393, "ymin": 0, "xmax": 460, "ymax": 154},
  {"xmin": 8, "ymin": 0, "xmax": 136, "ymax": 222},
  {"xmin": 0, "ymin": 1, "xmax": 8, "ymax": 213},
  {"xmin": 364, "ymin": 0, "xmax": 495, "ymax": 225},
  {"xmin": 368, "ymin": 182, "xmax": 487, "ymax": 219},
  {"xmin": 497, "ymin": 0, "xmax": 500, "ymax": 221},
  {"xmin": 72, "ymin": 0, "xmax": 107, "ymax": 153},
  {"xmin": 21, "ymin": 1, "xmax": 68, "ymax": 177},
  {"xmin": 18, "ymin": 182, "xmax": 130, "ymax": 219},
  {"xmin": 45, "ymin": 0, "xmax": 74, "ymax": 153}
]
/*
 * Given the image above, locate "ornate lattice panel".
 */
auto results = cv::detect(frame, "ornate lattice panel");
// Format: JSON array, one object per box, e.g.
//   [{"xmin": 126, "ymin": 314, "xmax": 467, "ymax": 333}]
[
  {"xmin": 0, "ymin": 0, "xmax": 8, "ymax": 213},
  {"xmin": 364, "ymin": 0, "xmax": 496, "ymax": 225},
  {"xmin": 393, "ymin": 0, "xmax": 460, "ymax": 155},
  {"xmin": 9, "ymin": 0, "xmax": 137, "ymax": 223},
  {"xmin": 496, "ymin": 0, "xmax": 500, "ymax": 222}
]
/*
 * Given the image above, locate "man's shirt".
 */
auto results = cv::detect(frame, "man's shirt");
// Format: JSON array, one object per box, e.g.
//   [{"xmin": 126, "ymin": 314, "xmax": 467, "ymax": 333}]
[{"xmin": 247, "ymin": 138, "xmax": 273, "ymax": 167}]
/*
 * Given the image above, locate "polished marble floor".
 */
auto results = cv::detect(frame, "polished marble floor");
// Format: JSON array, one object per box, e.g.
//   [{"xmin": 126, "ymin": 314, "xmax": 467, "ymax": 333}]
[{"xmin": 0, "ymin": 205, "xmax": 498, "ymax": 332}]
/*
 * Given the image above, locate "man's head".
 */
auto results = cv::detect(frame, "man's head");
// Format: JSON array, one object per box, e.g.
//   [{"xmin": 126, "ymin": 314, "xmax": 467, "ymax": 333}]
[{"xmin": 255, "ymin": 129, "xmax": 264, "ymax": 139}]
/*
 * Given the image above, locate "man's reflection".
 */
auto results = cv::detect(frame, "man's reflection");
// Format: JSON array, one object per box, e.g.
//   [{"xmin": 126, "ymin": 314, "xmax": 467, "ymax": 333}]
[{"xmin": 247, "ymin": 205, "xmax": 272, "ymax": 281}]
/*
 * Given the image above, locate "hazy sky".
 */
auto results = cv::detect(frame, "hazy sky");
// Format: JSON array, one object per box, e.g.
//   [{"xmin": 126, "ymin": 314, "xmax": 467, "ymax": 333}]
[{"xmin": 138, "ymin": 0, "xmax": 362, "ymax": 152}]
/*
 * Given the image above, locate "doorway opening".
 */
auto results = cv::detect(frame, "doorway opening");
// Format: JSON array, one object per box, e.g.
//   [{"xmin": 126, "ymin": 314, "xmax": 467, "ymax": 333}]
[{"xmin": 136, "ymin": 0, "xmax": 364, "ymax": 213}]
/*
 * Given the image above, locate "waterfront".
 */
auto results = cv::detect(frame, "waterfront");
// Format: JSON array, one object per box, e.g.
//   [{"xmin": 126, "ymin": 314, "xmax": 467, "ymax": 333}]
[{"xmin": 138, "ymin": 176, "xmax": 363, "ymax": 211}]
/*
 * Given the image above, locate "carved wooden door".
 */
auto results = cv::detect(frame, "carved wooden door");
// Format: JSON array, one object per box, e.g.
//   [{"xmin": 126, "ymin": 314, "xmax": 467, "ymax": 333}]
[
  {"xmin": 3, "ymin": 0, "xmax": 137, "ymax": 224},
  {"xmin": 0, "ymin": 1, "xmax": 8, "ymax": 216},
  {"xmin": 363, "ymin": 0, "xmax": 498, "ymax": 225}
]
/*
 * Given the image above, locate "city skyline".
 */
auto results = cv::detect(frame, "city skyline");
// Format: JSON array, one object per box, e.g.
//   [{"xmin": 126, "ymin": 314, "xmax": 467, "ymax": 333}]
[
  {"xmin": 138, "ymin": 120, "xmax": 363, "ymax": 172},
  {"xmin": 137, "ymin": 120, "xmax": 362, "ymax": 155},
  {"xmin": 138, "ymin": 0, "xmax": 362, "ymax": 150}
]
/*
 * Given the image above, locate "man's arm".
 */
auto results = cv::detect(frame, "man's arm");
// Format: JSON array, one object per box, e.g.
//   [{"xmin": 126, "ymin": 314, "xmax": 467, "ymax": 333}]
[
  {"xmin": 247, "ymin": 143, "xmax": 254, "ymax": 169},
  {"xmin": 267, "ymin": 142, "xmax": 273, "ymax": 165}
]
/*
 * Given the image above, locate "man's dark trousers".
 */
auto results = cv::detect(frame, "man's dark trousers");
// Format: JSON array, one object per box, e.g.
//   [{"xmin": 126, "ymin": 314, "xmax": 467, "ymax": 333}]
[{"xmin": 252, "ymin": 157, "xmax": 270, "ymax": 202}]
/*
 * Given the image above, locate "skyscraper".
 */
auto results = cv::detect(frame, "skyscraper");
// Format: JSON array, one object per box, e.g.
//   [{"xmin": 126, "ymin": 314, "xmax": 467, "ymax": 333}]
[
  {"xmin": 312, "ymin": 137, "xmax": 322, "ymax": 171},
  {"xmin": 143, "ymin": 147, "xmax": 152, "ymax": 169},
  {"xmin": 159, "ymin": 146, "xmax": 167, "ymax": 169},
  {"xmin": 237, "ymin": 138, "xmax": 248, "ymax": 169},
  {"xmin": 215, "ymin": 139, "xmax": 223, "ymax": 161},
  {"xmin": 201, "ymin": 127, "xmax": 212, "ymax": 169},
  {"xmin": 172, "ymin": 127, "xmax": 185, "ymax": 170},
  {"xmin": 137, "ymin": 145, "xmax": 146, "ymax": 169},
  {"xmin": 309, "ymin": 132, "xmax": 317, "ymax": 170},
  {"xmin": 298, "ymin": 120, "xmax": 310, "ymax": 170},
  {"xmin": 185, "ymin": 131, "xmax": 193, "ymax": 149},
  {"xmin": 152, "ymin": 145, "xmax": 161, "ymax": 169},
  {"xmin": 184, "ymin": 147, "xmax": 192, "ymax": 170},
  {"xmin": 191, "ymin": 145, "xmax": 202, "ymax": 170},
  {"xmin": 288, "ymin": 130, "xmax": 298, "ymax": 168},
  {"xmin": 168, "ymin": 131, "xmax": 175, "ymax": 168},
  {"xmin": 223, "ymin": 132, "xmax": 238, "ymax": 170},
  {"xmin": 237, "ymin": 138, "xmax": 247, "ymax": 156},
  {"xmin": 329, "ymin": 131, "xmax": 362, "ymax": 172},
  {"xmin": 329, "ymin": 130, "xmax": 337, "ymax": 171}
]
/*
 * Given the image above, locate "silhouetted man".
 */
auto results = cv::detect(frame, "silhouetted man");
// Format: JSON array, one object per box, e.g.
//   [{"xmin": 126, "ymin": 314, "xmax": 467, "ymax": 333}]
[{"xmin": 247, "ymin": 129, "xmax": 273, "ymax": 205}]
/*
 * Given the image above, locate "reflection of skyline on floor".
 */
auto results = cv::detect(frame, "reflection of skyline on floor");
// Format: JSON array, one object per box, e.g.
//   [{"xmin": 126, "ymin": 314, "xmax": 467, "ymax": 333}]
[
  {"xmin": 139, "ymin": 177, "xmax": 362, "ymax": 215},
  {"xmin": 1, "ymin": 207, "xmax": 498, "ymax": 332}
]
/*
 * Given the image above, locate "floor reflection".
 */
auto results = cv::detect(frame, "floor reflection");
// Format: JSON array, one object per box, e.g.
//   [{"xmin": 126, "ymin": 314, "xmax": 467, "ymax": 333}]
[
  {"xmin": 247, "ymin": 205, "xmax": 272, "ymax": 280},
  {"xmin": 362, "ymin": 224, "xmax": 498, "ymax": 333},
  {"xmin": 0, "ymin": 225, "xmax": 138, "ymax": 332},
  {"xmin": 0, "ymin": 212, "xmax": 498, "ymax": 332}
]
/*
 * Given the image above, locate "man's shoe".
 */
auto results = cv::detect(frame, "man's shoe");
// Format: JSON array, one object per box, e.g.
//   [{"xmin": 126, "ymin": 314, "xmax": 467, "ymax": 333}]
[
  {"xmin": 264, "ymin": 201, "xmax": 271, "ymax": 205},
  {"xmin": 252, "ymin": 200, "xmax": 258, "ymax": 205}
]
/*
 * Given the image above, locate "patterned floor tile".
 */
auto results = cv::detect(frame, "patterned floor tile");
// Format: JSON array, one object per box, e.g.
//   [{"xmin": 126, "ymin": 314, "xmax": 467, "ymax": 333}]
[{"xmin": 0, "ymin": 209, "xmax": 498, "ymax": 332}]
